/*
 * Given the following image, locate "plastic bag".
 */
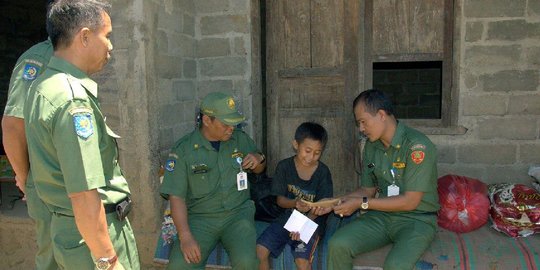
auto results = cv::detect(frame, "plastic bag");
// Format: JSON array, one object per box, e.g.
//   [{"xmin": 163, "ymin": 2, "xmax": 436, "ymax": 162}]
[
  {"xmin": 437, "ymin": 175, "xmax": 489, "ymax": 233},
  {"xmin": 489, "ymin": 183, "xmax": 540, "ymax": 237}
]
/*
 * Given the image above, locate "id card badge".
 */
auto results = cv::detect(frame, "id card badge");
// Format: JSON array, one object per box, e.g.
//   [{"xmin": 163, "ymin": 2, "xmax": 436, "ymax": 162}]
[
  {"xmin": 237, "ymin": 171, "xmax": 248, "ymax": 191},
  {"xmin": 388, "ymin": 184, "xmax": 399, "ymax": 197}
]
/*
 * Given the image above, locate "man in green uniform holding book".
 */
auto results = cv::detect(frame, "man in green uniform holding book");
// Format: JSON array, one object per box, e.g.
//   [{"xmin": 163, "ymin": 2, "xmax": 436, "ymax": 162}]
[
  {"xmin": 24, "ymin": 1, "xmax": 139, "ymax": 269},
  {"xmin": 329, "ymin": 89, "xmax": 439, "ymax": 270},
  {"xmin": 160, "ymin": 92, "xmax": 266, "ymax": 270}
]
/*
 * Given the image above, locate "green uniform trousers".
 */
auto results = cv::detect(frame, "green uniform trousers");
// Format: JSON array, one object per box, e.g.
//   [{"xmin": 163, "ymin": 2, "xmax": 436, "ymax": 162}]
[
  {"xmin": 26, "ymin": 184, "xmax": 58, "ymax": 270},
  {"xmin": 50, "ymin": 211, "xmax": 140, "ymax": 270},
  {"xmin": 327, "ymin": 211, "xmax": 436, "ymax": 270},
  {"xmin": 167, "ymin": 202, "xmax": 258, "ymax": 270}
]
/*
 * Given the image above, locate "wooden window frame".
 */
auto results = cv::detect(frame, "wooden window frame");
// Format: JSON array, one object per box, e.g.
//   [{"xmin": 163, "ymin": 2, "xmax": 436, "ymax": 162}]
[{"xmin": 363, "ymin": 0, "xmax": 466, "ymax": 135}]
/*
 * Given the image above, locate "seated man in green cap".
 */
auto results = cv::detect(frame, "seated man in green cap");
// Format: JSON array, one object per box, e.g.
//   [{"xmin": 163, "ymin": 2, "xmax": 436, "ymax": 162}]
[{"xmin": 160, "ymin": 91, "xmax": 267, "ymax": 270}]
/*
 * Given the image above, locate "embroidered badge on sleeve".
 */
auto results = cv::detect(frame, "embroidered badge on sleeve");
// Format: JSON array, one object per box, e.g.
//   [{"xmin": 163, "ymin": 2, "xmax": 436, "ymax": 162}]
[
  {"xmin": 411, "ymin": 150, "xmax": 425, "ymax": 164},
  {"xmin": 22, "ymin": 64, "xmax": 40, "ymax": 81},
  {"xmin": 73, "ymin": 113, "xmax": 94, "ymax": 139},
  {"xmin": 165, "ymin": 159, "xmax": 176, "ymax": 172}
]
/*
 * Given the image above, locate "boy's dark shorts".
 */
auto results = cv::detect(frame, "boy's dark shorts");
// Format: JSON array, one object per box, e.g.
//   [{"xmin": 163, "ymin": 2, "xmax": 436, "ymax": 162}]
[{"xmin": 256, "ymin": 222, "xmax": 319, "ymax": 261}]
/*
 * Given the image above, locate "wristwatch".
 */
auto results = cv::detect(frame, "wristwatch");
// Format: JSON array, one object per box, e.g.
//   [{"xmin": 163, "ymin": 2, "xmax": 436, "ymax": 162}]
[
  {"xmin": 258, "ymin": 152, "xmax": 266, "ymax": 164},
  {"xmin": 95, "ymin": 255, "xmax": 117, "ymax": 270},
  {"xmin": 361, "ymin": 196, "xmax": 369, "ymax": 210}
]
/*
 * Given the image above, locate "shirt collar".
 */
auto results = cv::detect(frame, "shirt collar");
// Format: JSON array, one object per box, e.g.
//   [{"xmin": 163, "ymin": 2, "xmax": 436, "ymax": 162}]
[
  {"xmin": 389, "ymin": 121, "xmax": 405, "ymax": 150},
  {"xmin": 47, "ymin": 56, "xmax": 98, "ymax": 98},
  {"xmin": 192, "ymin": 128, "xmax": 238, "ymax": 151},
  {"xmin": 373, "ymin": 121, "xmax": 405, "ymax": 151}
]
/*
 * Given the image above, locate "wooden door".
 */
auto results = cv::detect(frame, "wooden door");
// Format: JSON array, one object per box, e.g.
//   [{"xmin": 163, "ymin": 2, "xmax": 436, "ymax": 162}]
[{"xmin": 265, "ymin": 0, "xmax": 360, "ymax": 195}]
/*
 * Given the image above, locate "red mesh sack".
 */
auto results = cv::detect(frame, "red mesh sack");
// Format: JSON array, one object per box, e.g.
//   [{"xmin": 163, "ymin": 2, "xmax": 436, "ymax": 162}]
[
  {"xmin": 437, "ymin": 175, "xmax": 489, "ymax": 233},
  {"xmin": 489, "ymin": 183, "xmax": 540, "ymax": 237}
]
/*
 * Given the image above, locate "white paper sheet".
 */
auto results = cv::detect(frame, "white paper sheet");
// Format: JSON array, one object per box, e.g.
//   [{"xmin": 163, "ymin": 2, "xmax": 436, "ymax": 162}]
[{"xmin": 283, "ymin": 209, "xmax": 318, "ymax": 243}]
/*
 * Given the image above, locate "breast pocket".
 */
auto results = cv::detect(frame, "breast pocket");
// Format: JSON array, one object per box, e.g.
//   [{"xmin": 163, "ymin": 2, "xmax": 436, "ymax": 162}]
[{"xmin": 188, "ymin": 172, "xmax": 212, "ymax": 198}]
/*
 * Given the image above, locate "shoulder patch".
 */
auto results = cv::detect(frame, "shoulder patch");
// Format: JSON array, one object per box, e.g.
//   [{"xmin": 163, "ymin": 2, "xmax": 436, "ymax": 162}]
[
  {"xmin": 165, "ymin": 159, "xmax": 176, "ymax": 172},
  {"xmin": 73, "ymin": 112, "xmax": 94, "ymax": 140},
  {"xmin": 411, "ymin": 150, "xmax": 425, "ymax": 164},
  {"xmin": 22, "ymin": 63, "xmax": 40, "ymax": 81}
]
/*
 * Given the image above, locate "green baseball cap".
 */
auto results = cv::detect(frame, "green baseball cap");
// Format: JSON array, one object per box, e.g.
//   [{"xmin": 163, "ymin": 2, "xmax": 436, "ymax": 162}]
[{"xmin": 200, "ymin": 92, "xmax": 245, "ymax": 126}]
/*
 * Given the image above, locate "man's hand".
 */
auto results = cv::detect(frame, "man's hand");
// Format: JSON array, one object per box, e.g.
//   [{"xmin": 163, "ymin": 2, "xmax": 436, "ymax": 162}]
[
  {"xmin": 179, "ymin": 233, "xmax": 201, "ymax": 264},
  {"xmin": 241, "ymin": 153, "xmax": 263, "ymax": 171},
  {"xmin": 295, "ymin": 198, "xmax": 310, "ymax": 213},
  {"xmin": 14, "ymin": 174, "xmax": 26, "ymax": 194},
  {"xmin": 333, "ymin": 197, "xmax": 360, "ymax": 217}
]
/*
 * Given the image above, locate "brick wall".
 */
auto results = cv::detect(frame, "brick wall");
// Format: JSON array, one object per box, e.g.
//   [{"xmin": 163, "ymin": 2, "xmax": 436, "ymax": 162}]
[{"xmin": 433, "ymin": 0, "xmax": 540, "ymax": 184}]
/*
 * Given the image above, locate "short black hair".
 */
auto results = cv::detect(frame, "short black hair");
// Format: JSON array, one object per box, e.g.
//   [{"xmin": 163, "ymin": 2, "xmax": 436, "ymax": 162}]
[
  {"xmin": 294, "ymin": 122, "xmax": 328, "ymax": 147},
  {"xmin": 352, "ymin": 89, "xmax": 395, "ymax": 116},
  {"xmin": 47, "ymin": 0, "xmax": 111, "ymax": 49}
]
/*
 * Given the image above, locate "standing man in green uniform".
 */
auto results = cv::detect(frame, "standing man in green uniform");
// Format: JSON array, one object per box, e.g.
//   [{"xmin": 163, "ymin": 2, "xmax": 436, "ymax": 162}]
[
  {"xmin": 1, "ymin": 2, "xmax": 56, "ymax": 269},
  {"xmin": 24, "ymin": 0, "xmax": 139, "ymax": 269},
  {"xmin": 160, "ymin": 92, "xmax": 266, "ymax": 270},
  {"xmin": 328, "ymin": 89, "xmax": 439, "ymax": 270}
]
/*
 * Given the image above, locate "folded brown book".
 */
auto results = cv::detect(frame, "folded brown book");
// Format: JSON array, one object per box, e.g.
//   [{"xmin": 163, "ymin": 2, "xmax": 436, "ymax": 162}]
[{"xmin": 300, "ymin": 198, "xmax": 341, "ymax": 208}]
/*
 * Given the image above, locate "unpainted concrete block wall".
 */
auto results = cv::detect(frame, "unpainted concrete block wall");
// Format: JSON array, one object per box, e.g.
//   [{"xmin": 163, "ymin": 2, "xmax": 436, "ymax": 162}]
[{"xmin": 433, "ymin": 0, "xmax": 540, "ymax": 184}]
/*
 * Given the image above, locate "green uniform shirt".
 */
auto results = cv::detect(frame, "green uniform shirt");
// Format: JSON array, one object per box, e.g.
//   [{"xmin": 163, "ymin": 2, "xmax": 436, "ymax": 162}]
[
  {"xmin": 160, "ymin": 129, "xmax": 259, "ymax": 214},
  {"xmin": 24, "ymin": 56, "xmax": 130, "ymax": 216},
  {"xmin": 360, "ymin": 121, "xmax": 439, "ymax": 213},
  {"xmin": 4, "ymin": 39, "xmax": 53, "ymax": 118}
]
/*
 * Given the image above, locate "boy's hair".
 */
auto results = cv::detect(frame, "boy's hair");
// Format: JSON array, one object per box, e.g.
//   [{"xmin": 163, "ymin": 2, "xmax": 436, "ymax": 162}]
[
  {"xmin": 294, "ymin": 122, "xmax": 328, "ymax": 147},
  {"xmin": 352, "ymin": 89, "xmax": 395, "ymax": 116}
]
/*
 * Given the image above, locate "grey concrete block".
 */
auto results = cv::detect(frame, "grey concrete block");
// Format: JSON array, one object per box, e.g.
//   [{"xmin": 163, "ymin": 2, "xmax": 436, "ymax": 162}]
[
  {"xmin": 230, "ymin": 0, "xmax": 249, "ymax": 14},
  {"xmin": 158, "ymin": 12, "xmax": 183, "ymax": 33},
  {"xmin": 464, "ymin": 0, "xmax": 526, "ymax": 18},
  {"xmin": 530, "ymin": 22, "xmax": 540, "ymax": 38},
  {"xmin": 195, "ymin": 0, "xmax": 230, "ymax": 13},
  {"xmin": 462, "ymin": 95, "xmax": 507, "ymax": 116},
  {"xmin": 156, "ymin": 55, "xmax": 183, "ymax": 79},
  {"xmin": 157, "ymin": 30, "xmax": 168, "ymax": 53},
  {"xmin": 437, "ymin": 164, "xmax": 485, "ymax": 180},
  {"xmin": 197, "ymin": 38, "xmax": 230, "ymax": 58},
  {"xmin": 198, "ymin": 80, "xmax": 234, "ymax": 98},
  {"xmin": 508, "ymin": 95, "xmax": 540, "ymax": 114},
  {"xmin": 483, "ymin": 164, "xmax": 531, "ymax": 184},
  {"xmin": 111, "ymin": 26, "xmax": 132, "ymax": 50},
  {"xmin": 183, "ymin": 59, "xmax": 197, "ymax": 79},
  {"xmin": 464, "ymin": 45, "xmax": 521, "ymax": 70},
  {"xmin": 183, "ymin": 14, "xmax": 195, "ymax": 36},
  {"xmin": 520, "ymin": 144, "xmax": 540, "ymax": 163},
  {"xmin": 233, "ymin": 36, "xmax": 247, "ymax": 56},
  {"xmin": 160, "ymin": 103, "xmax": 185, "ymax": 127},
  {"xmin": 478, "ymin": 118, "xmax": 537, "ymax": 140},
  {"xmin": 173, "ymin": 80, "xmax": 196, "ymax": 101},
  {"xmin": 458, "ymin": 144, "xmax": 516, "ymax": 164},
  {"xmin": 200, "ymin": 15, "xmax": 249, "ymax": 35},
  {"xmin": 481, "ymin": 70, "xmax": 539, "ymax": 92},
  {"xmin": 157, "ymin": 80, "xmax": 174, "ymax": 104},
  {"xmin": 170, "ymin": 34, "xmax": 195, "ymax": 57},
  {"xmin": 487, "ymin": 20, "xmax": 528, "ymax": 41},
  {"xmin": 159, "ymin": 128, "xmax": 176, "ymax": 149},
  {"xmin": 465, "ymin": 21, "xmax": 483, "ymax": 42},
  {"xmin": 437, "ymin": 144, "xmax": 457, "ymax": 164},
  {"xmin": 199, "ymin": 57, "xmax": 246, "ymax": 77},
  {"xmin": 530, "ymin": 0, "xmax": 540, "ymax": 16},
  {"xmin": 524, "ymin": 47, "xmax": 540, "ymax": 68}
]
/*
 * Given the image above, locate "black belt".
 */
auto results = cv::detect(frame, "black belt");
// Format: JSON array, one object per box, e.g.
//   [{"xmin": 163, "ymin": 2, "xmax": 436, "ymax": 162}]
[{"xmin": 104, "ymin": 196, "xmax": 131, "ymax": 214}]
